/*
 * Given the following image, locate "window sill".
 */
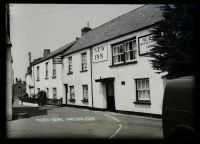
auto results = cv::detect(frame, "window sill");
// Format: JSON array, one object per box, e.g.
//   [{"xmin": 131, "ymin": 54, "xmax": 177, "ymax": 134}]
[
  {"xmin": 81, "ymin": 99, "xmax": 88, "ymax": 103},
  {"xmin": 69, "ymin": 99, "xmax": 75, "ymax": 102},
  {"xmin": 67, "ymin": 72, "xmax": 73, "ymax": 75},
  {"xmin": 133, "ymin": 101, "xmax": 151, "ymax": 105},
  {"xmin": 36, "ymin": 79, "xmax": 40, "ymax": 82},
  {"xmin": 52, "ymin": 76, "xmax": 56, "ymax": 79},
  {"xmin": 45, "ymin": 77, "xmax": 49, "ymax": 80},
  {"xmin": 80, "ymin": 70, "xmax": 88, "ymax": 73},
  {"xmin": 109, "ymin": 61, "xmax": 137, "ymax": 67}
]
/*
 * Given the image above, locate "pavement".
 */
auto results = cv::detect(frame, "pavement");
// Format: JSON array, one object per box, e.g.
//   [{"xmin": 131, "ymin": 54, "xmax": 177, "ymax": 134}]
[{"xmin": 7, "ymin": 99, "xmax": 163, "ymax": 139}]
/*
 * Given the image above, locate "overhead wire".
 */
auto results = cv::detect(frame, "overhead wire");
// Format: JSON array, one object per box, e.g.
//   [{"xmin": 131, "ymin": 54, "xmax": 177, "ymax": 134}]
[
  {"xmin": 11, "ymin": 11, "xmax": 41, "ymax": 50},
  {"xmin": 15, "ymin": 4, "xmax": 84, "ymax": 19}
]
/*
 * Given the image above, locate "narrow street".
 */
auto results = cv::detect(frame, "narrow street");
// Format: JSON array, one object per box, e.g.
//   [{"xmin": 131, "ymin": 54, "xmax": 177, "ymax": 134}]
[{"xmin": 7, "ymin": 100, "xmax": 163, "ymax": 139}]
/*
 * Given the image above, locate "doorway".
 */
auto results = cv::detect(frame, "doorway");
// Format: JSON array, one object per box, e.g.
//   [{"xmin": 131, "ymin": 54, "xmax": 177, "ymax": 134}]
[
  {"xmin": 106, "ymin": 81, "xmax": 115, "ymax": 111},
  {"xmin": 64, "ymin": 84, "xmax": 68, "ymax": 105}
]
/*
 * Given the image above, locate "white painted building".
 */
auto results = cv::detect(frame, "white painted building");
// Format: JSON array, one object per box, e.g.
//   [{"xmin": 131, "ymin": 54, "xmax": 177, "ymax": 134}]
[
  {"xmin": 26, "ymin": 4, "xmax": 165, "ymax": 117},
  {"xmin": 25, "ymin": 41, "xmax": 77, "ymax": 104},
  {"xmin": 61, "ymin": 5, "xmax": 165, "ymax": 116}
]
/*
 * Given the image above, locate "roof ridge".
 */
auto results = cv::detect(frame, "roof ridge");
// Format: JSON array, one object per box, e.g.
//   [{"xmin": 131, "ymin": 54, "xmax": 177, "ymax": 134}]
[{"xmin": 83, "ymin": 4, "xmax": 147, "ymax": 36}]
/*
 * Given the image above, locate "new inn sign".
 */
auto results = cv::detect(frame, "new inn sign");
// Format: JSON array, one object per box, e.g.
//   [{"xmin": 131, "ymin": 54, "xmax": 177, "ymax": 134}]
[{"xmin": 93, "ymin": 45, "xmax": 108, "ymax": 63}]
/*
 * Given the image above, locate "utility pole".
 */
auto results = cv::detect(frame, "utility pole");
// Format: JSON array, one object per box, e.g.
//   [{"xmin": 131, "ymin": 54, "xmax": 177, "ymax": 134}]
[{"xmin": 6, "ymin": 3, "xmax": 13, "ymax": 120}]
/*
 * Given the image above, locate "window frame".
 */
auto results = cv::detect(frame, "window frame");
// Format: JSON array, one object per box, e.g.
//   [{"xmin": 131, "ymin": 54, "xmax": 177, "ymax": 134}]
[
  {"xmin": 67, "ymin": 57, "xmax": 73, "ymax": 75},
  {"xmin": 52, "ymin": 62, "xmax": 56, "ymax": 78},
  {"xmin": 134, "ymin": 78, "xmax": 151, "ymax": 105},
  {"xmin": 82, "ymin": 85, "xmax": 88, "ymax": 102},
  {"xmin": 69, "ymin": 86, "xmax": 75, "ymax": 101},
  {"xmin": 111, "ymin": 37, "xmax": 137, "ymax": 67},
  {"xmin": 45, "ymin": 62, "xmax": 49, "ymax": 79},
  {"xmin": 81, "ymin": 52, "xmax": 87, "ymax": 72},
  {"xmin": 36, "ymin": 66, "xmax": 40, "ymax": 81},
  {"xmin": 53, "ymin": 87, "xmax": 57, "ymax": 99}
]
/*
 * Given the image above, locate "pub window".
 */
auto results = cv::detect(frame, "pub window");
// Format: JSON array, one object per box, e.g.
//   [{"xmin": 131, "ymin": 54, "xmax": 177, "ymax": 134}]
[
  {"xmin": 69, "ymin": 86, "xmax": 75, "ymax": 100},
  {"xmin": 68, "ymin": 57, "xmax": 72, "ymax": 73},
  {"xmin": 36, "ymin": 66, "xmax": 40, "ymax": 81},
  {"xmin": 53, "ymin": 63, "xmax": 56, "ymax": 77},
  {"xmin": 112, "ymin": 38, "xmax": 136, "ymax": 65},
  {"xmin": 53, "ymin": 88, "xmax": 57, "ymax": 99},
  {"xmin": 82, "ymin": 85, "xmax": 88, "ymax": 101},
  {"xmin": 81, "ymin": 53, "xmax": 87, "ymax": 71},
  {"xmin": 45, "ymin": 62, "xmax": 48, "ymax": 79},
  {"xmin": 124, "ymin": 40, "xmax": 136, "ymax": 62},
  {"xmin": 135, "ymin": 78, "xmax": 150, "ymax": 103}
]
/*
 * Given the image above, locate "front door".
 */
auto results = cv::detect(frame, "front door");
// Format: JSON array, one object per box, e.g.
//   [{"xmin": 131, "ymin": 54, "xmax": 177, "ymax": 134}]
[
  {"xmin": 106, "ymin": 81, "xmax": 115, "ymax": 111},
  {"xmin": 64, "ymin": 84, "xmax": 68, "ymax": 105}
]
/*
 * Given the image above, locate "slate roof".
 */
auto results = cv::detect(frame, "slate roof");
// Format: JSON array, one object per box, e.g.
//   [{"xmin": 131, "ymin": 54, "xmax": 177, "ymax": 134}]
[
  {"xmin": 31, "ymin": 40, "xmax": 77, "ymax": 66},
  {"xmin": 62, "ymin": 4, "xmax": 163, "ymax": 56}
]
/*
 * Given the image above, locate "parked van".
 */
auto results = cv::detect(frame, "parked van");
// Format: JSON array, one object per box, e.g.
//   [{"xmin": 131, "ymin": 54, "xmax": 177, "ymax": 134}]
[{"xmin": 162, "ymin": 76, "xmax": 196, "ymax": 140}]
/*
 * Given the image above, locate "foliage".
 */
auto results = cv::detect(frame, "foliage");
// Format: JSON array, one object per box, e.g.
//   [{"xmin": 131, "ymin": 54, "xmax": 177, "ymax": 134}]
[{"xmin": 149, "ymin": 4, "xmax": 198, "ymax": 79}]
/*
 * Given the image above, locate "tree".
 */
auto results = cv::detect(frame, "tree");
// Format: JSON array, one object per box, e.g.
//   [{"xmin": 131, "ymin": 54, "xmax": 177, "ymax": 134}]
[{"xmin": 149, "ymin": 4, "xmax": 198, "ymax": 79}]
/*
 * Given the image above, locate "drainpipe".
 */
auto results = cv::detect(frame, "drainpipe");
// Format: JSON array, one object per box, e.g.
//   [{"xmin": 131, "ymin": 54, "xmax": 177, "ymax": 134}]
[
  {"xmin": 90, "ymin": 47, "xmax": 94, "ymax": 108},
  {"xmin": 33, "ymin": 65, "xmax": 35, "ymax": 95}
]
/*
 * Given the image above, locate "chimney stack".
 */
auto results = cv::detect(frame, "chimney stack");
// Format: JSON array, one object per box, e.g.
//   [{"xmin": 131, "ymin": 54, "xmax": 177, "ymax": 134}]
[
  {"xmin": 81, "ymin": 22, "xmax": 91, "ymax": 36},
  {"xmin": 43, "ymin": 49, "xmax": 50, "ymax": 57}
]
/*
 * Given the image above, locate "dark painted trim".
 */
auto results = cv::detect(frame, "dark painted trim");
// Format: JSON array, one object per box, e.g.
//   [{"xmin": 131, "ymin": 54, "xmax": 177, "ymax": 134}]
[
  {"xmin": 81, "ymin": 99, "xmax": 88, "ymax": 103},
  {"xmin": 80, "ymin": 70, "xmax": 88, "ymax": 73},
  {"xmin": 67, "ymin": 72, "xmax": 73, "ymax": 75},
  {"xmin": 133, "ymin": 101, "xmax": 151, "ymax": 105},
  {"xmin": 109, "ymin": 61, "xmax": 137, "ymax": 67},
  {"xmin": 90, "ymin": 47, "xmax": 94, "ymax": 108},
  {"xmin": 89, "ymin": 107, "xmax": 107, "ymax": 111},
  {"xmin": 95, "ymin": 77, "xmax": 115, "ymax": 82},
  {"xmin": 45, "ymin": 77, "xmax": 49, "ymax": 80},
  {"xmin": 68, "ymin": 99, "xmax": 75, "ymax": 102},
  {"xmin": 138, "ymin": 33, "xmax": 154, "ymax": 56},
  {"xmin": 63, "ymin": 104, "xmax": 161, "ymax": 118},
  {"xmin": 115, "ymin": 110, "xmax": 162, "ymax": 119},
  {"xmin": 52, "ymin": 75, "xmax": 56, "ymax": 79}
]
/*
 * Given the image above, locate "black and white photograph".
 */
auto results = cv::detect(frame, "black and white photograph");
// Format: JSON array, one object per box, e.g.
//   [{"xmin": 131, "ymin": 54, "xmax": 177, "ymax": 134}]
[{"xmin": 5, "ymin": 3, "xmax": 197, "ymax": 141}]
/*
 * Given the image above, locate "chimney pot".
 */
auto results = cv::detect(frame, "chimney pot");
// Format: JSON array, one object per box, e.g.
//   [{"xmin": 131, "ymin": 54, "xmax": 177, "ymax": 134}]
[
  {"xmin": 81, "ymin": 27, "xmax": 91, "ymax": 36},
  {"xmin": 43, "ymin": 49, "xmax": 50, "ymax": 57}
]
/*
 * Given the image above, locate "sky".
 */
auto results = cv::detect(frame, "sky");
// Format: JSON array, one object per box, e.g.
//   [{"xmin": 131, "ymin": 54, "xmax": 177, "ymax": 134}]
[{"xmin": 10, "ymin": 4, "xmax": 143, "ymax": 81}]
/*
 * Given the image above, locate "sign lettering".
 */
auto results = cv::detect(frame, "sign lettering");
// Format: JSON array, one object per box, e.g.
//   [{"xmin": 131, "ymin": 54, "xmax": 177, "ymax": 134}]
[
  {"xmin": 139, "ymin": 34, "xmax": 156, "ymax": 55},
  {"xmin": 93, "ymin": 45, "xmax": 107, "ymax": 63}
]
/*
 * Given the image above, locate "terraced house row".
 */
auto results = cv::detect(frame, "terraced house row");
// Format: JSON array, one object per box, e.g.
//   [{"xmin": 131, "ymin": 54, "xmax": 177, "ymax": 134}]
[{"xmin": 25, "ymin": 5, "xmax": 166, "ymax": 117}]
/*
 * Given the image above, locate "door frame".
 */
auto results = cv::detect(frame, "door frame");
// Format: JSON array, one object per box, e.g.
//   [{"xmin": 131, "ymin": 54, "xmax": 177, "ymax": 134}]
[{"xmin": 105, "ymin": 80, "xmax": 115, "ymax": 111}]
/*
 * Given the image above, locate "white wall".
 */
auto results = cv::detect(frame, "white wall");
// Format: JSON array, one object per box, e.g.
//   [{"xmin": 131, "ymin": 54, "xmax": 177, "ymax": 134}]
[
  {"xmin": 92, "ymin": 28, "xmax": 164, "ymax": 115},
  {"xmin": 33, "ymin": 56, "xmax": 65, "ymax": 103},
  {"xmin": 62, "ymin": 49, "xmax": 92, "ymax": 107}
]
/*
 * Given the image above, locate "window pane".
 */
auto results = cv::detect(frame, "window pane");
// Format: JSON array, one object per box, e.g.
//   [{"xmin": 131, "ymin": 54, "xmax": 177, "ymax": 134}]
[
  {"xmin": 146, "ymin": 80, "xmax": 149, "ymax": 89},
  {"xmin": 129, "ymin": 51, "xmax": 133, "ymax": 60},
  {"xmin": 129, "ymin": 41, "xmax": 132, "ymax": 50},
  {"xmin": 125, "ymin": 52, "xmax": 129, "ymax": 61},
  {"xmin": 120, "ymin": 45, "xmax": 123, "ymax": 53}
]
